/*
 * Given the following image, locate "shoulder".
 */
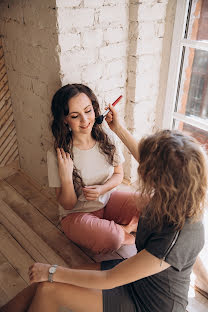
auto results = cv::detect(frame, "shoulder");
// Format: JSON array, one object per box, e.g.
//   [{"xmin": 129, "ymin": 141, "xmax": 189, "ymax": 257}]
[{"xmin": 47, "ymin": 148, "xmax": 58, "ymax": 168}]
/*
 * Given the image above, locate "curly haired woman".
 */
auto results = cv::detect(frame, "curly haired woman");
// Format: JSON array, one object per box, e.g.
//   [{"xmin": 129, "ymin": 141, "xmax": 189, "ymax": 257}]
[
  {"xmin": 2, "ymin": 103, "xmax": 207, "ymax": 312},
  {"xmin": 47, "ymin": 84, "xmax": 140, "ymax": 254}
]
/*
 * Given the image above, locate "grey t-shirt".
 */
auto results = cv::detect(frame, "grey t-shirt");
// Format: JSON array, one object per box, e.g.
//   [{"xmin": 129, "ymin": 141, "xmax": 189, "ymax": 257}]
[{"xmin": 102, "ymin": 217, "xmax": 204, "ymax": 312}]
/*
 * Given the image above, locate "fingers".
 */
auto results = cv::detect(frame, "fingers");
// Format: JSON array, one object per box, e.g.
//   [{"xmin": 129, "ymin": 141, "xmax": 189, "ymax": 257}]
[
  {"xmin": 105, "ymin": 111, "xmax": 113, "ymax": 123},
  {"xmin": 57, "ymin": 148, "xmax": 71, "ymax": 161},
  {"xmin": 28, "ymin": 263, "xmax": 49, "ymax": 284},
  {"xmin": 83, "ymin": 186, "xmax": 99, "ymax": 201}
]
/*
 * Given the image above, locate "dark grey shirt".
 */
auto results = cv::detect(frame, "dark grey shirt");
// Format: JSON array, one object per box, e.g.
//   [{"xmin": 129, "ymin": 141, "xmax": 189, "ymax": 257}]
[
  {"xmin": 102, "ymin": 218, "xmax": 204, "ymax": 312},
  {"xmin": 130, "ymin": 218, "xmax": 205, "ymax": 311}
]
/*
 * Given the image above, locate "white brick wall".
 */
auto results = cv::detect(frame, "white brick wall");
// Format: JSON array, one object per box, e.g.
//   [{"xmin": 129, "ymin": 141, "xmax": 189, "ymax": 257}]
[{"xmin": 0, "ymin": 0, "xmax": 174, "ymax": 184}]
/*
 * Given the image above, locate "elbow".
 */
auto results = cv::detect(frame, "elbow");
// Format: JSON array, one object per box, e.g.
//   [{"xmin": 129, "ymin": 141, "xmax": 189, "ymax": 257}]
[
  {"xmin": 103, "ymin": 271, "xmax": 117, "ymax": 290},
  {"xmin": 57, "ymin": 198, "xmax": 76, "ymax": 211}
]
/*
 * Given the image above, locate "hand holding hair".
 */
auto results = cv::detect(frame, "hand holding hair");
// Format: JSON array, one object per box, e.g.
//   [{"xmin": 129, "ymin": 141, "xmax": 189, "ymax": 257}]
[{"xmin": 57, "ymin": 148, "xmax": 74, "ymax": 184}]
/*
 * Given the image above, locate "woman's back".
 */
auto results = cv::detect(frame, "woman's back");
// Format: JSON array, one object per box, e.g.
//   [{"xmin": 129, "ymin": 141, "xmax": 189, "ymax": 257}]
[{"xmin": 131, "ymin": 217, "xmax": 205, "ymax": 311}]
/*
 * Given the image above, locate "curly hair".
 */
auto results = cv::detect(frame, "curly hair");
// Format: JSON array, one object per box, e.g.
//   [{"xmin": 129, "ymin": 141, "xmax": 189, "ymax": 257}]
[
  {"xmin": 138, "ymin": 130, "xmax": 208, "ymax": 231},
  {"xmin": 51, "ymin": 84, "xmax": 116, "ymax": 189}
]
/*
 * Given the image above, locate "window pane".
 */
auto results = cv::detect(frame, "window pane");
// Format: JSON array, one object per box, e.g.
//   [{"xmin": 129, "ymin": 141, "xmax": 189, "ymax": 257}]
[
  {"xmin": 173, "ymin": 119, "xmax": 208, "ymax": 151},
  {"xmin": 175, "ymin": 47, "xmax": 208, "ymax": 120},
  {"xmin": 186, "ymin": 0, "xmax": 208, "ymax": 41}
]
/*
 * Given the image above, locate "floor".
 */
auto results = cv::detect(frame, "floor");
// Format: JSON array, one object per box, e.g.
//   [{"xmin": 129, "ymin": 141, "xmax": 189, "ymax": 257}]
[{"xmin": 0, "ymin": 162, "xmax": 207, "ymax": 311}]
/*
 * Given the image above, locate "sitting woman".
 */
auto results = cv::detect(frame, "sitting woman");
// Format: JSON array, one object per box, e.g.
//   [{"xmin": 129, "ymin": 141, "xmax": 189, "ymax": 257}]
[
  {"xmin": 47, "ymin": 84, "xmax": 140, "ymax": 254},
  {"xmin": 2, "ymin": 103, "xmax": 207, "ymax": 312}
]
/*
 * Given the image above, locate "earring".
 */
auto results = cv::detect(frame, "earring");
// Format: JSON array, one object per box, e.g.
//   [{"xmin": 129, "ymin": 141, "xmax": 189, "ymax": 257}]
[{"xmin": 65, "ymin": 123, "xmax": 71, "ymax": 132}]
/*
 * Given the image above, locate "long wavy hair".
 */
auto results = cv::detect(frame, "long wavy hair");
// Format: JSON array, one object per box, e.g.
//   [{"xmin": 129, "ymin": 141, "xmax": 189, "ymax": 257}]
[
  {"xmin": 138, "ymin": 130, "xmax": 208, "ymax": 231},
  {"xmin": 51, "ymin": 84, "xmax": 116, "ymax": 189}
]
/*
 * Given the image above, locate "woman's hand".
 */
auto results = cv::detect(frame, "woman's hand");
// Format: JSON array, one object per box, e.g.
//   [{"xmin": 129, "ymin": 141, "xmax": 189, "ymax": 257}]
[
  {"xmin": 105, "ymin": 103, "xmax": 121, "ymax": 133},
  {"xmin": 57, "ymin": 148, "xmax": 73, "ymax": 184},
  {"xmin": 28, "ymin": 263, "xmax": 50, "ymax": 284},
  {"xmin": 83, "ymin": 185, "xmax": 104, "ymax": 201}
]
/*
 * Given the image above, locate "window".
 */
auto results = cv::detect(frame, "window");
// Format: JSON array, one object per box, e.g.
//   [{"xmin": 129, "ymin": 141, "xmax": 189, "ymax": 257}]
[{"xmin": 163, "ymin": 0, "xmax": 208, "ymax": 151}]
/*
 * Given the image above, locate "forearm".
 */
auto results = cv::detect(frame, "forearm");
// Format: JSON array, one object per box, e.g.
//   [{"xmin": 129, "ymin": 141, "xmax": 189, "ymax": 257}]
[
  {"xmin": 101, "ymin": 172, "xmax": 123, "ymax": 194},
  {"xmin": 115, "ymin": 125, "xmax": 139, "ymax": 162},
  {"xmin": 58, "ymin": 181, "xmax": 77, "ymax": 210},
  {"xmin": 53, "ymin": 267, "xmax": 114, "ymax": 290}
]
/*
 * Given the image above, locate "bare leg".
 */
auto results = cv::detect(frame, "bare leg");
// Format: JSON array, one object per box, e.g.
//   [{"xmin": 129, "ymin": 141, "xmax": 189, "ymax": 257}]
[
  {"xmin": 28, "ymin": 282, "xmax": 102, "ymax": 312},
  {"xmin": 0, "ymin": 263, "xmax": 101, "ymax": 312},
  {"xmin": 193, "ymin": 256, "xmax": 208, "ymax": 296},
  {"xmin": 0, "ymin": 283, "xmax": 38, "ymax": 312}
]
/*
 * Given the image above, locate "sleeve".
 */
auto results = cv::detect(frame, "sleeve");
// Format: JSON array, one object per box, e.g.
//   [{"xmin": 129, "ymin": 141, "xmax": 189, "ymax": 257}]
[
  {"xmin": 47, "ymin": 150, "xmax": 61, "ymax": 188},
  {"xmin": 103, "ymin": 126, "xmax": 125, "ymax": 166},
  {"xmin": 145, "ymin": 222, "xmax": 204, "ymax": 271}
]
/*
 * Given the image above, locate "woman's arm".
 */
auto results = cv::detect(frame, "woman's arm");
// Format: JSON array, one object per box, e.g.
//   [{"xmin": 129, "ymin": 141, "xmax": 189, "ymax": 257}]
[
  {"xmin": 82, "ymin": 165, "xmax": 123, "ymax": 200},
  {"xmin": 106, "ymin": 104, "xmax": 140, "ymax": 162},
  {"xmin": 55, "ymin": 148, "xmax": 77, "ymax": 210},
  {"xmin": 101, "ymin": 164, "xmax": 123, "ymax": 193},
  {"xmin": 29, "ymin": 249, "xmax": 170, "ymax": 289}
]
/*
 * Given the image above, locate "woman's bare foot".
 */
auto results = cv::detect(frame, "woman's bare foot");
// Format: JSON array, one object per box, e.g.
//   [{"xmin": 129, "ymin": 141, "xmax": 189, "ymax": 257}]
[
  {"xmin": 119, "ymin": 217, "xmax": 139, "ymax": 245},
  {"xmin": 122, "ymin": 216, "xmax": 138, "ymax": 234}
]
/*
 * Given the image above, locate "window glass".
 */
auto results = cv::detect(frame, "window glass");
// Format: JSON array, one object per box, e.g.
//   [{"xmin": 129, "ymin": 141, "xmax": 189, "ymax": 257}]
[
  {"xmin": 175, "ymin": 48, "xmax": 208, "ymax": 120},
  {"xmin": 186, "ymin": 0, "xmax": 208, "ymax": 41}
]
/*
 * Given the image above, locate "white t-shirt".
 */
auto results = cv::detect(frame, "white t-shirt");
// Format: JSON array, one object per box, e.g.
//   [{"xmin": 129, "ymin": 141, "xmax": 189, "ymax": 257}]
[{"xmin": 47, "ymin": 130, "xmax": 124, "ymax": 219}]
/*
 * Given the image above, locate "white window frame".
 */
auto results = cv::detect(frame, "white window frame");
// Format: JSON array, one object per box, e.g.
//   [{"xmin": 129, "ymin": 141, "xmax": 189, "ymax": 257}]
[{"xmin": 163, "ymin": 0, "xmax": 208, "ymax": 132}]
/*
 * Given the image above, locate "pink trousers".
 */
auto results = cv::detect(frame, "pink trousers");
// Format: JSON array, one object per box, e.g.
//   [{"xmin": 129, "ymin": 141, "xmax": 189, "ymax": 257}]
[{"xmin": 61, "ymin": 191, "xmax": 141, "ymax": 254}]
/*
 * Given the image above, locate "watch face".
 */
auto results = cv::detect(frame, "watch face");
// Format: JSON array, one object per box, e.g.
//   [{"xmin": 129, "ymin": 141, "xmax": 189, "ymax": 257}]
[{"xmin": 49, "ymin": 267, "xmax": 56, "ymax": 274}]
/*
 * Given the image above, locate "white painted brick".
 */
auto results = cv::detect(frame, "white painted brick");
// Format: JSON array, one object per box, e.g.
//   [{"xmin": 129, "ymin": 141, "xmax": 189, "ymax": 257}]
[
  {"xmin": 138, "ymin": 22, "xmax": 155, "ymax": 39},
  {"xmin": 104, "ymin": 27, "xmax": 128, "ymax": 43},
  {"xmin": 99, "ymin": 7, "xmax": 127, "ymax": 25},
  {"xmin": 101, "ymin": 75, "xmax": 125, "ymax": 92},
  {"xmin": 60, "ymin": 48, "xmax": 97, "ymax": 67},
  {"xmin": 56, "ymin": 0, "xmax": 82, "ymax": 7},
  {"xmin": 136, "ymin": 38, "xmax": 163, "ymax": 55},
  {"xmin": 137, "ymin": 55, "xmax": 155, "ymax": 74},
  {"xmin": 58, "ymin": 33, "xmax": 80, "ymax": 52},
  {"xmin": 61, "ymin": 70, "xmax": 82, "ymax": 85},
  {"xmin": 138, "ymin": 3, "xmax": 167, "ymax": 21},
  {"xmin": 82, "ymin": 29, "xmax": 103, "ymax": 48},
  {"xmin": 82, "ymin": 63, "xmax": 103, "ymax": 82},
  {"xmin": 57, "ymin": 8, "xmax": 94, "ymax": 33},
  {"xmin": 84, "ymin": 0, "xmax": 104, "ymax": 8},
  {"xmin": 135, "ymin": 72, "xmax": 155, "ymax": 92},
  {"xmin": 104, "ymin": 0, "xmax": 128, "ymax": 5},
  {"xmin": 99, "ymin": 43, "xmax": 126, "ymax": 61},
  {"xmin": 104, "ymin": 59, "xmax": 125, "ymax": 77},
  {"xmin": 103, "ymin": 88, "xmax": 124, "ymax": 105},
  {"xmin": 156, "ymin": 21, "xmax": 165, "ymax": 38}
]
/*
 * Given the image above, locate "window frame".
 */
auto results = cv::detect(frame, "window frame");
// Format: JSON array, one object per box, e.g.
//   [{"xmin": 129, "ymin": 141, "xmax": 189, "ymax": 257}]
[{"xmin": 163, "ymin": 0, "xmax": 208, "ymax": 132}]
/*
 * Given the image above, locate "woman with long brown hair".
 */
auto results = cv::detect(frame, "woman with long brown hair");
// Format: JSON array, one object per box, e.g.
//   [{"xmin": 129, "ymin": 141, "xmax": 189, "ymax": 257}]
[
  {"xmin": 47, "ymin": 84, "xmax": 140, "ymax": 254},
  {"xmin": 2, "ymin": 103, "xmax": 207, "ymax": 312}
]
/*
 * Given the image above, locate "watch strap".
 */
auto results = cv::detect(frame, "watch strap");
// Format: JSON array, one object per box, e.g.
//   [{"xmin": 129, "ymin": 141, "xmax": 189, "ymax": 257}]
[{"xmin": 48, "ymin": 264, "xmax": 58, "ymax": 283}]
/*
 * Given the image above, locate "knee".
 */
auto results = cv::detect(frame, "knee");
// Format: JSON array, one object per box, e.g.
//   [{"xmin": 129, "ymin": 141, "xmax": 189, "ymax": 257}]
[
  {"xmin": 36, "ymin": 282, "xmax": 56, "ymax": 297},
  {"xmin": 92, "ymin": 232, "xmax": 123, "ymax": 254}
]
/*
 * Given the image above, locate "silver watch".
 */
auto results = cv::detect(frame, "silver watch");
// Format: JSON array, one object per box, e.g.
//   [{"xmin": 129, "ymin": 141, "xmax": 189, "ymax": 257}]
[{"xmin": 48, "ymin": 264, "xmax": 58, "ymax": 283}]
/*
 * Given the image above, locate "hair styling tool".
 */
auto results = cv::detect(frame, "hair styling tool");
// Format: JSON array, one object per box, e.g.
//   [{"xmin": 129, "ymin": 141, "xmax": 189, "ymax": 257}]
[{"xmin": 95, "ymin": 95, "xmax": 123, "ymax": 124}]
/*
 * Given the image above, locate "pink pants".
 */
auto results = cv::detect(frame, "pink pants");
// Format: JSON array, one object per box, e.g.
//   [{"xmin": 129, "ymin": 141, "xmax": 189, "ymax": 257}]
[{"xmin": 61, "ymin": 191, "xmax": 141, "ymax": 254}]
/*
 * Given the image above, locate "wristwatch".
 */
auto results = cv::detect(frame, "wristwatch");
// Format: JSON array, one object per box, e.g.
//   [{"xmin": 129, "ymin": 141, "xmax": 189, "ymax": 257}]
[{"xmin": 48, "ymin": 264, "xmax": 58, "ymax": 283}]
